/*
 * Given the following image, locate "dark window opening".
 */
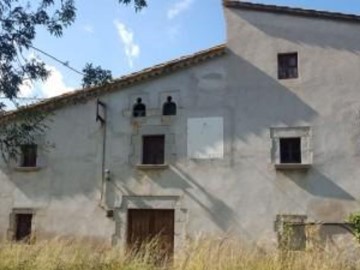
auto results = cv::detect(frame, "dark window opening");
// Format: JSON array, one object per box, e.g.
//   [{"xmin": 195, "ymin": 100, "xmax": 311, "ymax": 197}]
[
  {"xmin": 142, "ymin": 135, "xmax": 165, "ymax": 165},
  {"xmin": 20, "ymin": 144, "xmax": 37, "ymax": 167},
  {"xmin": 280, "ymin": 138, "xmax": 301, "ymax": 164},
  {"xmin": 162, "ymin": 96, "xmax": 177, "ymax": 116},
  {"xmin": 133, "ymin": 98, "xmax": 146, "ymax": 117},
  {"xmin": 278, "ymin": 53, "xmax": 298, "ymax": 79},
  {"xmin": 14, "ymin": 213, "xmax": 33, "ymax": 242}
]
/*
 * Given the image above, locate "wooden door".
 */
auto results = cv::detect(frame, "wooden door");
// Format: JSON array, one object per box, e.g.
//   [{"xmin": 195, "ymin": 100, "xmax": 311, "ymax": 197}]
[{"xmin": 127, "ymin": 209, "xmax": 174, "ymax": 259}]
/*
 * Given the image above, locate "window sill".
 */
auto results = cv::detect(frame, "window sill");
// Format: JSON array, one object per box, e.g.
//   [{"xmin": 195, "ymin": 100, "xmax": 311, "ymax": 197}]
[
  {"xmin": 14, "ymin": 166, "xmax": 42, "ymax": 172},
  {"xmin": 275, "ymin": 163, "xmax": 311, "ymax": 170},
  {"xmin": 278, "ymin": 76, "xmax": 299, "ymax": 80},
  {"xmin": 136, "ymin": 164, "xmax": 169, "ymax": 170},
  {"xmin": 161, "ymin": 115, "xmax": 176, "ymax": 124},
  {"xmin": 131, "ymin": 117, "xmax": 147, "ymax": 123}
]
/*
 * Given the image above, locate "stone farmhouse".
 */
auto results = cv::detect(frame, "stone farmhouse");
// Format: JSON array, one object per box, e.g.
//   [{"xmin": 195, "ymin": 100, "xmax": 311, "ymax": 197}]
[{"xmin": 1, "ymin": 0, "xmax": 360, "ymax": 254}]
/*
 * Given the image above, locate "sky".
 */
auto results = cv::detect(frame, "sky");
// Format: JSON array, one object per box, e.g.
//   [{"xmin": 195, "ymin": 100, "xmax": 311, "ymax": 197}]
[{"xmin": 10, "ymin": 0, "xmax": 360, "ymax": 106}]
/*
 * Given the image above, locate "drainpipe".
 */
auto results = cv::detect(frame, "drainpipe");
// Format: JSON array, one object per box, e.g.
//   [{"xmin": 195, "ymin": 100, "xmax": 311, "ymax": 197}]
[{"xmin": 96, "ymin": 99, "xmax": 108, "ymax": 209}]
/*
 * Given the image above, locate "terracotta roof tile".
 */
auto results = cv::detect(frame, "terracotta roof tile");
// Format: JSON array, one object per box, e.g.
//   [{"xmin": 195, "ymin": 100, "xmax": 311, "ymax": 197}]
[
  {"xmin": 224, "ymin": 1, "xmax": 360, "ymax": 23},
  {"xmin": 1, "ymin": 44, "xmax": 226, "ymax": 122}
]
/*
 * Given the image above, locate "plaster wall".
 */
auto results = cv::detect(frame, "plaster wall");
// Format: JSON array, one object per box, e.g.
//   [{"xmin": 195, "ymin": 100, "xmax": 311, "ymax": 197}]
[{"xmin": 0, "ymin": 6, "xmax": 360, "ymax": 249}]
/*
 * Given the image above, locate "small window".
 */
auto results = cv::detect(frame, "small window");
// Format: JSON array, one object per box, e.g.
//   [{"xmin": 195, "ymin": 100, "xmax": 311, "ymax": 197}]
[
  {"xmin": 162, "ymin": 96, "xmax": 177, "ymax": 116},
  {"xmin": 133, "ymin": 98, "xmax": 146, "ymax": 118},
  {"xmin": 280, "ymin": 138, "xmax": 301, "ymax": 164},
  {"xmin": 278, "ymin": 53, "xmax": 298, "ymax": 79},
  {"xmin": 20, "ymin": 144, "xmax": 37, "ymax": 167},
  {"xmin": 142, "ymin": 135, "xmax": 165, "ymax": 165},
  {"xmin": 279, "ymin": 223, "xmax": 306, "ymax": 251},
  {"xmin": 14, "ymin": 213, "xmax": 33, "ymax": 242},
  {"xmin": 276, "ymin": 215, "xmax": 307, "ymax": 251}
]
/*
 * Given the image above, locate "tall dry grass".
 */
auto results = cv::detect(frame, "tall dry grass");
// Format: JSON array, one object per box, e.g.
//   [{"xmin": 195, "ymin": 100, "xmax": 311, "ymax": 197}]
[{"xmin": 0, "ymin": 237, "xmax": 358, "ymax": 270}]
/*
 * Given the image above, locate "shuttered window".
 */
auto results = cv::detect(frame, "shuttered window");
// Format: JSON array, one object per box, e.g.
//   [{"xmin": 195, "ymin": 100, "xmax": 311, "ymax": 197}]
[
  {"xmin": 142, "ymin": 135, "xmax": 165, "ymax": 165},
  {"xmin": 278, "ymin": 53, "xmax": 298, "ymax": 79},
  {"xmin": 20, "ymin": 144, "xmax": 37, "ymax": 167},
  {"xmin": 280, "ymin": 138, "xmax": 301, "ymax": 164}
]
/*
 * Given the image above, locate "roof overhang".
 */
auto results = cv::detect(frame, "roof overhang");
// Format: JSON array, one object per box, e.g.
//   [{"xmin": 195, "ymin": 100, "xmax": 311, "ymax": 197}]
[
  {"xmin": 0, "ymin": 44, "xmax": 226, "ymax": 123},
  {"xmin": 224, "ymin": 1, "xmax": 360, "ymax": 24}
]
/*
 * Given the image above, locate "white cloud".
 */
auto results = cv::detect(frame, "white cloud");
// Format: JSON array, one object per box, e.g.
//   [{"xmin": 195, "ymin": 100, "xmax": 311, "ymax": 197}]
[
  {"xmin": 19, "ymin": 80, "xmax": 35, "ymax": 97},
  {"xmin": 28, "ymin": 51, "xmax": 39, "ymax": 61},
  {"xmin": 40, "ymin": 66, "xmax": 74, "ymax": 98},
  {"xmin": 167, "ymin": 0, "xmax": 194, "ymax": 20},
  {"xmin": 114, "ymin": 20, "xmax": 140, "ymax": 68},
  {"xmin": 83, "ymin": 24, "xmax": 94, "ymax": 34},
  {"xmin": 1, "ymin": 53, "xmax": 73, "ymax": 101},
  {"xmin": 20, "ymin": 65, "xmax": 73, "ymax": 99}
]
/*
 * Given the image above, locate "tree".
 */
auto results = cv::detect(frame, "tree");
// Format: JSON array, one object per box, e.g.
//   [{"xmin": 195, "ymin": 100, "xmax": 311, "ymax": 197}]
[
  {"xmin": 0, "ymin": 0, "xmax": 147, "ymax": 101},
  {"xmin": 0, "ymin": 0, "xmax": 147, "ymax": 162},
  {"xmin": 82, "ymin": 63, "xmax": 113, "ymax": 89}
]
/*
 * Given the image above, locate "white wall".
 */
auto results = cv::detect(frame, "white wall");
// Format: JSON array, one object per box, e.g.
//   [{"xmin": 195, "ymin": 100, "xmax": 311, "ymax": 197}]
[{"xmin": 0, "ymin": 5, "xmax": 360, "ymax": 249}]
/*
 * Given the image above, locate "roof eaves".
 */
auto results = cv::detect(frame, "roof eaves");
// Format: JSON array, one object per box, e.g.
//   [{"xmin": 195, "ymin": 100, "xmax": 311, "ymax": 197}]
[
  {"xmin": 0, "ymin": 44, "xmax": 226, "ymax": 122},
  {"xmin": 224, "ymin": 1, "xmax": 360, "ymax": 24}
]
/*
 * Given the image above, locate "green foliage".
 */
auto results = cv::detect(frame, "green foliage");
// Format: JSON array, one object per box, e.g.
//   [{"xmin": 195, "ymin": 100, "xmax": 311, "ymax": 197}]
[
  {"xmin": 348, "ymin": 212, "xmax": 360, "ymax": 241},
  {"xmin": 0, "ymin": 0, "xmax": 77, "ymax": 99},
  {"xmin": 118, "ymin": 0, "xmax": 147, "ymax": 11},
  {"xmin": 0, "ymin": 0, "xmax": 147, "ymax": 100},
  {"xmin": 0, "ymin": 0, "xmax": 147, "ymax": 159},
  {"xmin": 0, "ymin": 110, "xmax": 50, "ymax": 163},
  {"xmin": 82, "ymin": 63, "xmax": 113, "ymax": 88},
  {"xmin": 278, "ymin": 222, "xmax": 294, "ymax": 250}
]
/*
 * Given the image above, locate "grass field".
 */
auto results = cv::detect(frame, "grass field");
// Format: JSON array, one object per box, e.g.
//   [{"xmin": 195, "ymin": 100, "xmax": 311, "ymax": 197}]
[{"xmin": 0, "ymin": 237, "xmax": 358, "ymax": 270}]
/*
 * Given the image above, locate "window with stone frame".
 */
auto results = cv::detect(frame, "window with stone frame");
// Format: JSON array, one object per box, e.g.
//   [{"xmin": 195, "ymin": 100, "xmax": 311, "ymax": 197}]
[
  {"xmin": 142, "ymin": 135, "xmax": 165, "ymax": 165},
  {"xmin": 20, "ymin": 144, "xmax": 37, "ymax": 167},
  {"xmin": 279, "ymin": 223, "xmax": 306, "ymax": 251},
  {"xmin": 270, "ymin": 127, "xmax": 312, "ymax": 169},
  {"xmin": 276, "ymin": 215, "xmax": 307, "ymax": 251},
  {"xmin": 278, "ymin": 53, "xmax": 298, "ymax": 79},
  {"xmin": 14, "ymin": 213, "xmax": 33, "ymax": 242}
]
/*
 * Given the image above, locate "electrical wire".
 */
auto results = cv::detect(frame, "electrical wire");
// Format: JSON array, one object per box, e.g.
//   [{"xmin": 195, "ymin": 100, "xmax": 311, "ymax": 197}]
[{"xmin": 29, "ymin": 45, "xmax": 84, "ymax": 76}]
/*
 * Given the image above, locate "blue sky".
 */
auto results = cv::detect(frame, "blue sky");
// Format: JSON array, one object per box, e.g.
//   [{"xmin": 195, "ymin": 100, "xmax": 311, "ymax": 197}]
[{"xmin": 13, "ymin": 0, "xmax": 360, "ymax": 104}]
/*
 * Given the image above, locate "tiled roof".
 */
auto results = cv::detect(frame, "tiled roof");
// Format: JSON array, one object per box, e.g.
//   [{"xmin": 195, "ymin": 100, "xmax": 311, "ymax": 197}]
[
  {"xmin": 0, "ymin": 44, "xmax": 226, "ymax": 122},
  {"xmin": 224, "ymin": 1, "xmax": 360, "ymax": 23}
]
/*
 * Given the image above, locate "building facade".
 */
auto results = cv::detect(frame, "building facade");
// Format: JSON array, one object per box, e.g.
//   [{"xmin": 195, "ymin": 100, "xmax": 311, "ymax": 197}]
[{"xmin": 1, "ymin": 1, "xmax": 360, "ymax": 252}]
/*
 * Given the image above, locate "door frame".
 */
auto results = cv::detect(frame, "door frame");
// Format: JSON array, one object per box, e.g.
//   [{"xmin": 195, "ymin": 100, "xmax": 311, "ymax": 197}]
[
  {"xmin": 113, "ymin": 196, "xmax": 186, "ymax": 253},
  {"xmin": 8, "ymin": 208, "xmax": 36, "ymax": 242}
]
